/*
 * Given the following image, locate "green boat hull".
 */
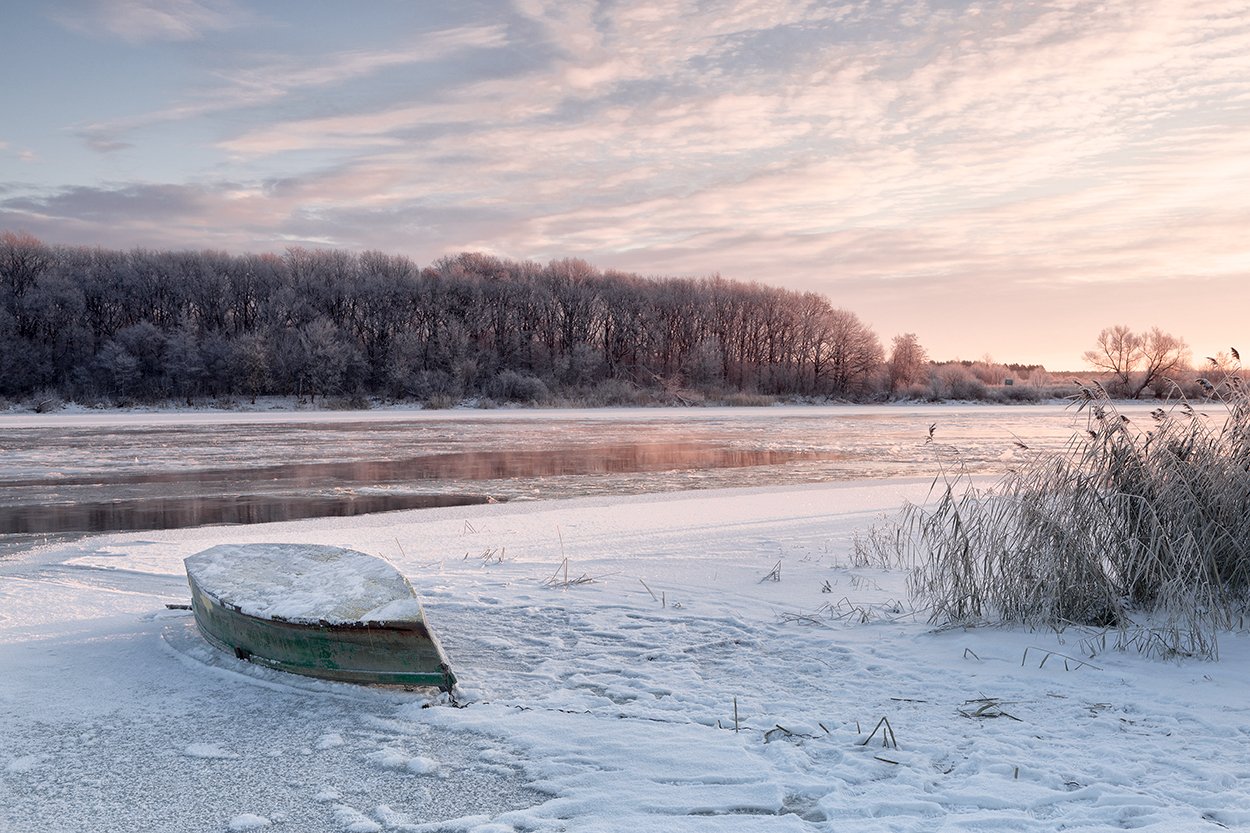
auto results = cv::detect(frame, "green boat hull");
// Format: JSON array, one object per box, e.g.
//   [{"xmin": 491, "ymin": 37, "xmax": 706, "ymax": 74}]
[{"xmin": 188, "ymin": 573, "xmax": 456, "ymax": 690}]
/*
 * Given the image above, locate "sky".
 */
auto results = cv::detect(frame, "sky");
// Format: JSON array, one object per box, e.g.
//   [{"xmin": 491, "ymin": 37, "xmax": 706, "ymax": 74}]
[{"xmin": 1, "ymin": 0, "xmax": 1248, "ymax": 370}]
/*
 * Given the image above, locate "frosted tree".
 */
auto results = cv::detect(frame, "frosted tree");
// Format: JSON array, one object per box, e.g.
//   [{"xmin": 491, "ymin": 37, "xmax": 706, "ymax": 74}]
[
  {"xmin": 0, "ymin": 231, "xmax": 51, "ymax": 298},
  {"xmin": 887, "ymin": 333, "xmax": 928, "ymax": 393},
  {"xmin": 813, "ymin": 308, "xmax": 883, "ymax": 397},
  {"xmin": 1083, "ymin": 325, "xmax": 1188, "ymax": 398}
]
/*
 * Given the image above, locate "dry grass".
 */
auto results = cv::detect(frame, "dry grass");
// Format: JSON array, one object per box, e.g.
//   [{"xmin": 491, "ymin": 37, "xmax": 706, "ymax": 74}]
[
  {"xmin": 542, "ymin": 556, "xmax": 596, "ymax": 588},
  {"xmin": 858, "ymin": 362, "xmax": 1250, "ymax": 659}
]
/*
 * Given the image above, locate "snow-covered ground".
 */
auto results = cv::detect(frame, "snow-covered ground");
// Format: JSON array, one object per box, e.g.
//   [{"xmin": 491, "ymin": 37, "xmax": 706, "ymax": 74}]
[{"xmin": 3, "ymin": 476, "xmax": 1249, "ymax": 832}]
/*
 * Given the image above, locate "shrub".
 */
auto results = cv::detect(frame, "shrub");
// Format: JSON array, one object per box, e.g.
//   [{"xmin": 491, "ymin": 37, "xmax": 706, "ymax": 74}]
[
  {"xmin": 486, "ymin": 370, "xmax": 551, "ymax": 404},
  {"xmin": 994, "ymin": 384, "xmax": 1047, "ymax": 403},
  {"xmin": 584, "ymin": 378, "xmax": 650, "ymax": 406},
  {"xmin": 717, "ymin": 390, "xmax": 774, "ymax": 407},
  {"xmin": 324, "ymin": 394, "xmax": 371, "ymax": 410},
  {"xmin": 423, "ymin": 394, "xmax": 456, "ymax": 410},
  {"xmin": 23, "ymin": 391, "xmax": 63, "ymax": 413},
  {"xmin": 931, "ymin": 365, "xmax": 987, "ymax": 401},
  {"xmin": 859, "ymin": 368, "xmax": 1250, "ymax": 659}
]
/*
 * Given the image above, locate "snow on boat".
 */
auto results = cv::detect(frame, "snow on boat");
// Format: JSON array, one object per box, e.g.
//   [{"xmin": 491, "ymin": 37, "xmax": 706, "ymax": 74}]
[{"xmin": 184, "ymin": 544, "xmax": 456, "ymax": 690}]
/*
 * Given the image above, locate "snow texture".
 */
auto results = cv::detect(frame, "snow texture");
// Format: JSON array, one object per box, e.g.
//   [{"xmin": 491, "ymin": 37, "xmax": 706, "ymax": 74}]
[
  {"xmin": 3, "ymin": 417, "xmax": 1250, "ymax": 832},
  {"xmin": 183, "ymin": 742, "xmax": 240, "ymax": 760},
  {"xmin": 184, "ymin": 543, "xmax": 423, "ymax": 624}
]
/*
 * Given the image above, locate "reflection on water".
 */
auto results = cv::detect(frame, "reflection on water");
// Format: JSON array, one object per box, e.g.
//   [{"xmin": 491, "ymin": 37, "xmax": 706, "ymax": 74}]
[
  {"xmin": 6, "ymin": 443, "xmax": 837, "ymax": 489},
  {"xmin": 0, "ymin": 439, "xmax": 841, "ymax": 547},
  {"xmin": 0, "ymin": 404, "xmax": 1121, "ymax": 555},
  {"xmin": 0, "ymin": 493, "xmax": 496, "ymax": 535}
]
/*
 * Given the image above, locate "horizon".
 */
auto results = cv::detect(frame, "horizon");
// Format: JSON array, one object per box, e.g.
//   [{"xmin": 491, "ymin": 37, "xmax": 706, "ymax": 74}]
[{"xmin": 2, "ymin": 1, "xmax": 1245, "ymax": 371}]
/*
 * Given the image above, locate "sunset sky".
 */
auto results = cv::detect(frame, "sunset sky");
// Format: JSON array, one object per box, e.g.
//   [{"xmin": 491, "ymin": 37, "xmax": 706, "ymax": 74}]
[{"xmin": 1, "ymin": 0, "xmax": 1247, "ymax": 370}]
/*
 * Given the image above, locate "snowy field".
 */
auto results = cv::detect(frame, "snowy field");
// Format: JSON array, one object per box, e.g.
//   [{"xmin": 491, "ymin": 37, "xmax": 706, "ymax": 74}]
[{"xmin": 4, "ymin": 474, "xmax": 1250, "ymax": 832}]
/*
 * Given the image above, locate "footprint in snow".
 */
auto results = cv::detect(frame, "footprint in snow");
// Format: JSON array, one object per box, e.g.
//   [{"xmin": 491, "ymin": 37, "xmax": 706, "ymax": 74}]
[
  {"xmin": 183, "ymin": 742, "xmax": 239, "ymax": 760},
  {"xmin": 316, "ymin": 732, "xmax": 345, "ymax": 750},
  {"xmin": 332, "ymin": 804, "xmax": 382, "ymax": 832},
  {"xmin": 5, "ymin": 754, "xmax": 46, "ymax": 773},
  {"xmin": 366, "ymin": 748, "xmax": 439, "ymax": 775}
]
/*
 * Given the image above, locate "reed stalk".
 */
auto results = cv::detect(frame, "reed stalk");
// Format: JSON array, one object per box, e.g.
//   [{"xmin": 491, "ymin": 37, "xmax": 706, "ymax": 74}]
[{"xmin": 860, "ymin": 363, "xmax": 1250, "ymax": 659}]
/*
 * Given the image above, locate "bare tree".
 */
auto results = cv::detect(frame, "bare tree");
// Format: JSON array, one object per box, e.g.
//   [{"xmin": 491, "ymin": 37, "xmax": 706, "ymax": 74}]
[
  {"xmin": 1132, "ymin": 327, "xmax": 1189, "ymax": 397},
  {"xmin": 164, "ymin": 319, "xmax": 205, "ymax": 404},
  {"xmin": 1083, "ymin": 325, "xmax": 1140, "ymax": 395},
  {"xmin": 0, "ymin": 236, "xmax": 902, "ymax": 403},
  {"xmin": 1083, "ymin": 325, "xmax": 1188, "ymax": 398},
  {"xmin": 0, "ymin": 231, "xmax": 52, "ymax": 298},
  {"xmin": 887, "ymin": 333, "xmax": 928, "ymax": 393},
  {"xmin": 815, "ymin": 308, "xmax": 883, "ymax": 397},
  {"xmin": 230, "ymin": 333, "xmax": 271, "ymax": 403}
]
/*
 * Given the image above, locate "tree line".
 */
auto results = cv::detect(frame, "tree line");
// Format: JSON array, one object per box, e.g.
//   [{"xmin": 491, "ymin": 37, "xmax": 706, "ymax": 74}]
[
  {"xmin": 1, "ymin": 232, "xmax": 901, "ymax": 405},
  {"xmin": 3, "ymin": 231, "xmax": 1211, "ymax": 408}
]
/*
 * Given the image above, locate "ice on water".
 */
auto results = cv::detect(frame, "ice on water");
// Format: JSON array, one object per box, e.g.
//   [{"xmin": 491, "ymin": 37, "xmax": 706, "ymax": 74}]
[{"xmin": 6, "ymin": 408, "xmax": 1250, "ymax": 832}]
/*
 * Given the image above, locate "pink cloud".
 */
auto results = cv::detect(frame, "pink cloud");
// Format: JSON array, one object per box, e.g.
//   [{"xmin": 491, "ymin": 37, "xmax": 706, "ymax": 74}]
[{"xmin": 14, "ymin": 0, "xmax": 1250, "ymax": 367}]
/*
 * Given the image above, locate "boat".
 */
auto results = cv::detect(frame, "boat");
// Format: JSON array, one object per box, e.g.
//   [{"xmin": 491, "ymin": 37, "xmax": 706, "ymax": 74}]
[{"xmin": 184, "ymin": 543, "xmax": 456, "ymax": 690}]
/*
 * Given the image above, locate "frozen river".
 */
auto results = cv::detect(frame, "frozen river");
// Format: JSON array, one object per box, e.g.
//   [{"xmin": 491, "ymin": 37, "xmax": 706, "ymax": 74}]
[
  {"xmin": 0, "ymin": 402, "xmax": 1154, "ymax": 555},
  {"xmin": 4, "ymin": 400, "xmax": 1245, "ymax": 833}
]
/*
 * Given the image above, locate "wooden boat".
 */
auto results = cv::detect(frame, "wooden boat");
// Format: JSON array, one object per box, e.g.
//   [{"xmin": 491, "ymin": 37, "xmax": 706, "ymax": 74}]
[{"xmin": 184, "ymin": 543, "xmax": 455, "ymax": 690}]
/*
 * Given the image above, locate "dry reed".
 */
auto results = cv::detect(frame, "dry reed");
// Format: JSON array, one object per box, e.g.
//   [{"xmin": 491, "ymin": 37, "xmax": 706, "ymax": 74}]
[{"xmin": 858, "ymin": 361, "xmax": 1250, "ymax": 659}]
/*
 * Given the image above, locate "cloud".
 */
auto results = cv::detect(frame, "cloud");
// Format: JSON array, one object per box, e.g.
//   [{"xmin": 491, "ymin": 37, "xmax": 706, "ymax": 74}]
[
  {"xmin": 0, "ymin": 176, "xmax": 534, "ymax": 272},
  {"xmin": 1, "ymin": 183, "xmax": 205, "ymax": 222},
  {"xmin": 19, "ymin": 0, "xmax": 1250, "ymax": 365},
  {"xmin": 77, "ymin": 23, "xmax": 510, "ymax": 154},
  {"xmin": 217, "ymin": 71, "xmax": 560, "ymax": 157},
  {"xmin": 215, "ymin": 24, "xmax": 509, "ymax": 97},
  {"xmin": 50, "ymin": 1, "xmax": 1250, "ymax": 248},
  {"xmin": 81, "ymin": 136, "xmax": 132, "ymax": 154},
  {"xmin": 52, "ymin": 0, "xmax": 246, "ymax": 43}
]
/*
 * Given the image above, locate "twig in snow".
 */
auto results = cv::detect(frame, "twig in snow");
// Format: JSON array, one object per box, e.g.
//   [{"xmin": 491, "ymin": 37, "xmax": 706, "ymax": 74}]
[
  {"xmin": 958, "ymin": 697, "xmax": 1022, "ymax": 721},
  {"xmin": 859, "ymin": 716, "xmax": 898, "ymax": 749},
  {"xmin": 1021, "ymin": 646, "xmax": 1101, "ymax": 671},
  {"xmin": 542, "ymin": 557, "xmax": 595, "ymax": 588},
  {"xmin": 779, "ymin": 612, "xmax": 829, "ymax": 627},
  {"xmin": 764, "ymin": 725, "xmax": 793, "ymax": 743}
]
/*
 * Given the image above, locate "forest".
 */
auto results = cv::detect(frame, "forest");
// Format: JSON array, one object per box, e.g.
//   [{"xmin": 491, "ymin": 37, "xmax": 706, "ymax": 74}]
[{"xmin": 0, "ymin": 231, "xmax": 1058, "ymax": 408}]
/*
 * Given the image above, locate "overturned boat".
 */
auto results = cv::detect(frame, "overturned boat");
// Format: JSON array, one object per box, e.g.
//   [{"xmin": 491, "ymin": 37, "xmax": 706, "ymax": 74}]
[{"xmin": 184, "ymin": 543, "xmax": 455, "ymax": 690}]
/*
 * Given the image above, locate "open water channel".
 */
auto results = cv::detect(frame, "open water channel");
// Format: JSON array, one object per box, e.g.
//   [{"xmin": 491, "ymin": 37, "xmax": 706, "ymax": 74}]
[{"xmin": 0, "ymin": 402, "xmax": 1163, "ymax": 557}]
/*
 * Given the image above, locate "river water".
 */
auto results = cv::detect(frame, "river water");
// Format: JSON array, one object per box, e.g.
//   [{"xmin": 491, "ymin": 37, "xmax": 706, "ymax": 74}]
[{"xmin": 0, "ymin": 402, "xmax": 1158, "ymax": 556}]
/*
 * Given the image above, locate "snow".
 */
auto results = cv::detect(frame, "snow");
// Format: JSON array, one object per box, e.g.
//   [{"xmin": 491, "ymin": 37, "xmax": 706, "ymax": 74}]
[
  {"xmin": 0, "ymin": 400, "xmax": 1056, "ymax": 430},
  {"xmin": 183, "ymin": 742, "xmax": 240, "ymax": 760},
  {"xmin": 317, "ymin": 732, "xmax": 345, "ymax": 750},
  {"xmin": 365, "ymin": 747, "xmax": 439, "ymax": 775},
  {"xmin": 3, "ymin": 471, "xmax": 1250, "ymax": 831},
  {"xmin": 184, "ymin": 544, "xmax": 422, "ymax": 624}
]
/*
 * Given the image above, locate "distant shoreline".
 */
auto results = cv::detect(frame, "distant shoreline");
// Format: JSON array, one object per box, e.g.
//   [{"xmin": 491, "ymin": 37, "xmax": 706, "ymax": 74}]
[{"xmin": 1, "ymin": 392, "xmax": 1089, "ymax": 419}]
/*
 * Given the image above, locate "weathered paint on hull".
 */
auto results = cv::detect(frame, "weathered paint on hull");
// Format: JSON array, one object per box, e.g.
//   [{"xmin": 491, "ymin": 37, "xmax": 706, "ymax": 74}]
[{"xmin": 188, "ymin": 573, "xmax": 456, "ymax": 690}]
